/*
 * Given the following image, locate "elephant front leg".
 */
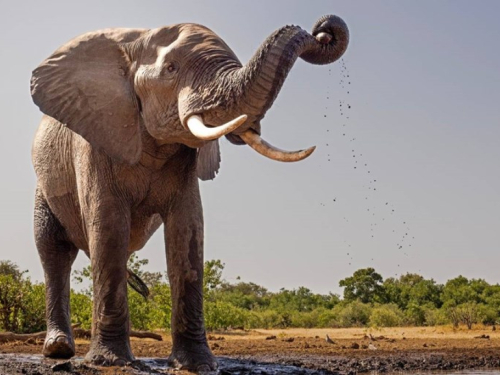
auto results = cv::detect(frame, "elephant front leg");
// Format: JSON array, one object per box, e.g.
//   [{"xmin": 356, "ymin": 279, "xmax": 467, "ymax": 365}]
[
  {"xmin": 84, "ymin": 209, "xmax": 134, "ymax": 366},
  {"xmin": 34, "ymin": 190, "xmax": 78, "ymax": 359},
  {"xmin": 165, "ymin": 186, "xmax": 217, "ymax": 372}
]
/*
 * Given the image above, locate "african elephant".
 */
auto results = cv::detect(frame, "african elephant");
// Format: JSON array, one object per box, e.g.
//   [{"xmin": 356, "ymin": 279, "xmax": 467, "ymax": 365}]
[{"xmin": 30, "ymin": 14, "xmax": 348, "ymax": 371}]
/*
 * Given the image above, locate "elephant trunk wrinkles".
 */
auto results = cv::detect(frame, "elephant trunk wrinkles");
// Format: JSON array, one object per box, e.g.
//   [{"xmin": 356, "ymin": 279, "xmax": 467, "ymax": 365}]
[{"xmin": 222, "ymin": 15, "xmax": 349, "ymax": 133}]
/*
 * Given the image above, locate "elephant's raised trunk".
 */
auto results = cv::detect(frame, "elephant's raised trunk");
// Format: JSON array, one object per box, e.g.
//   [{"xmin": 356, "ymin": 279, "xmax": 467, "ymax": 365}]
[
  {"xmin": 183, "ymin": 15, "xmax": 349, "ymax": 162},
  {"xmin": 228, "ymin": 15, "xmax": 349, "ymax": 131}
]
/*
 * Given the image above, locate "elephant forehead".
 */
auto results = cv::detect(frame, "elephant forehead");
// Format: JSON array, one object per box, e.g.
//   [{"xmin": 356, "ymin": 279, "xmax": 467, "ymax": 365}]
[
  {"xmin": 142, "ymin": 24, "xmax": 239, "ymax": 64},
  {"xmin": 178, "ymin": 24, "xmax": 238, "ymax": 58},
  {"xmin": 155, "ymin": 41, "xmax": 181, "ymax": 67}
]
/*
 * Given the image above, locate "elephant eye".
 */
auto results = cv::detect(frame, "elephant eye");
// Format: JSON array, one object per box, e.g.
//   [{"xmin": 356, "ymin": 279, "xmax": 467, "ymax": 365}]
[{"xmin": 161, "ymin": 61, "xmax": 179, "ymax": 78}]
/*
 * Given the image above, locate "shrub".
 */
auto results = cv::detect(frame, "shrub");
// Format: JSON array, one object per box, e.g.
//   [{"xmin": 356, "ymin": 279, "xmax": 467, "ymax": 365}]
[
  {"xmin": 70, "ymin": 291, "xmax": 92, "ymax": 329},
  {"xmin": 317, "ymin": 308, "xmax": 338, "ymax": 328},
  {"xmin": 405, "ymin": 302, "xmax": 435, "ymax": 326},
  {"xmin": 204, "ymin": 301, "xmax": 247, "ymax": 331},
  {"xmin": 128, "ymin": 289, "xmax": 154, "ymax": 330},
  {"xmin": 332, "ymin": 301, "xmax": 372, "ymax": 327},
  {"xmin": 424, "ymin": 308, "xmax": 448, "ymax": 326},
  {"xmin": 247, "ymin": 309, "xmax": 282, "ymax": 329},
  {"xmin": 369, "ymin": 304, "xmax": 405, "ymax": 327},
  {"xmin": 0, "ymin": 274, "xmax": 46, "ymax": 333},
  {"xmin": 478, "ymin": 304, "xmax": 498, "ymax": 325},
  {"xmin": 290, "ymin": 311, "xmax": 318, "ymax": 328},
  {"xmin": 288, "ymin": 308, "xmax": 338, "ymax": 328},
  {"xmin": 148, "ymin": 283, "xmax": 172, "ymax": 330}
]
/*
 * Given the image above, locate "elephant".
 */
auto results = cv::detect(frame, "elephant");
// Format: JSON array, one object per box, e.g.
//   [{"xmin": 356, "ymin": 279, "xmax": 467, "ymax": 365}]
[{"xmin": 30, "ymin": 14, "xmax": 349, "ymax": 371}]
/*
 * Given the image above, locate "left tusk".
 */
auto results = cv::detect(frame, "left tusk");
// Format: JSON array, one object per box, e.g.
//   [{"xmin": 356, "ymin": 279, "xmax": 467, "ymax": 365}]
[
  {"xmin": 239, "ymin": 130, "xmax": 316, "ymax": 162},
  {"xmin": 186, "ymin": 114, "xmax": 248, "ymax": 141}
]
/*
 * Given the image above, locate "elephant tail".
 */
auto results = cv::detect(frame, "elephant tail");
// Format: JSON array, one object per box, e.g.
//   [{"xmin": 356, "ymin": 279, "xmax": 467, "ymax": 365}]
[{"xmin": 126, "ymin": 268, "xmax": 150, "ymax": 300}]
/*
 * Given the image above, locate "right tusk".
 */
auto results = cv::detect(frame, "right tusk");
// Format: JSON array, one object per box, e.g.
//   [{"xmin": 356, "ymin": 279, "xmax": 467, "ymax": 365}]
[
  {"xmin": 240, "ymin": 130, "xmax": 316, "ymax": 162},
  {"xmin": 186, "ymin": 114, "xmax": 248, "ymax": 141}
]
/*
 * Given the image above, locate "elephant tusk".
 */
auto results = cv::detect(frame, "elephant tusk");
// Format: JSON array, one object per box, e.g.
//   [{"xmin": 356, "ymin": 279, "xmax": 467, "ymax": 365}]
[
  {"xmin": 240, "ymin": 130, "xmax": 316, "ymax": 162},
  {"xmin": 186, "ymin": 114, "xmax": 248, "ymax": 141}
]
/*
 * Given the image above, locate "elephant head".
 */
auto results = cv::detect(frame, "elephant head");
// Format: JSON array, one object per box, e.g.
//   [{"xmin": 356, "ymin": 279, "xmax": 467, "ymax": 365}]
[{"xmin": 31, "ymin": 15, "xmax": 349, "ymax": 179}]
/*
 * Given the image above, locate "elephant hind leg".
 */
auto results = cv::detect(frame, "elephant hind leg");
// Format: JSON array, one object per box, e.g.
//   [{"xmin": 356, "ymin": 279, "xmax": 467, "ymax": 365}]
[{"xmin": 34, "ymin": 188, "xmax": 78, "ymax": 359}]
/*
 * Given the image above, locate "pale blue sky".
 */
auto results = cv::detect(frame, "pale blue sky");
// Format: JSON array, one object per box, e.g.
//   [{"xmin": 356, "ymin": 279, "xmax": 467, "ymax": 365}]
[{"xmin": 0, "ymin": 1, "xmax": 499, "ymax": 294}]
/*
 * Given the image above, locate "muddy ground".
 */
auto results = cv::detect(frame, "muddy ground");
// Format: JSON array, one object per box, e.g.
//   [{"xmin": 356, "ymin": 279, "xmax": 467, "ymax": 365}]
[{"xmin": 0, "ymin": 327, "xmax": 499, "ymax": 374}]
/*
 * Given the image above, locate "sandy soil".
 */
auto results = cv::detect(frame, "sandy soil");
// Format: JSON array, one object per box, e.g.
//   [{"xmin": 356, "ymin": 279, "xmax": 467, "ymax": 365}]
[{"xmin": 1, "ymin": 326, "xmax": 500, "ymax": 374}]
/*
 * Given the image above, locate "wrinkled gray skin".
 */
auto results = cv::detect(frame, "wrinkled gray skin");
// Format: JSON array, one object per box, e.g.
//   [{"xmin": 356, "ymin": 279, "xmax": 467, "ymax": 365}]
[{"xmin": 30, "ymin": 15, "xmax": 348, "ymax": 371}]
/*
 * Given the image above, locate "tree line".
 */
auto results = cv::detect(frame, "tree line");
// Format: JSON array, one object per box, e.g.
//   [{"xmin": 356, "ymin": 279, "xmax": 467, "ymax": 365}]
[{"xmin": 0, "ymin": 258, "xmax": 499, "ymax": 333}]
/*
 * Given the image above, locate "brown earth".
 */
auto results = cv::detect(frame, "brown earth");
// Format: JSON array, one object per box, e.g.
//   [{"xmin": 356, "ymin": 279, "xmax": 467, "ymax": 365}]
[{"xmin": 0, "ymin": 326, "xmax": 500, "ymax": 374}]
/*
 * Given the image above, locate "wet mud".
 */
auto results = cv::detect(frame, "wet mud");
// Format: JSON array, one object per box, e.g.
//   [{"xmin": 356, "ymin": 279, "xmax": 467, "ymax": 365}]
[
  {"xmin": 1, "ymin": 328, "xmax": 500, "ymax": 374},
  {"xmin": 2, "ymin": 351, "xmax": 500, "ymax": 375}
]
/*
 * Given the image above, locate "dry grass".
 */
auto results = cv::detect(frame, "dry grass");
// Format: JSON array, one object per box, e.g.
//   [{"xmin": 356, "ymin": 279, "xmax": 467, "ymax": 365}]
[{"xmin": 214, "ymin": 325, "xmax": 500, "ymax": 341}]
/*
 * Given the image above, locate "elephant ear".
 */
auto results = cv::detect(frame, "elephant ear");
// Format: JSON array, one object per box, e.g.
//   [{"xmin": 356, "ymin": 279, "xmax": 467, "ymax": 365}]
[
  {"xmin": 197, "ymin": 140, "xmax": 221, "ymax": 181},
  {"xmin": 31, "ymin": 30, "xmax": 144, "ymax": 164}
]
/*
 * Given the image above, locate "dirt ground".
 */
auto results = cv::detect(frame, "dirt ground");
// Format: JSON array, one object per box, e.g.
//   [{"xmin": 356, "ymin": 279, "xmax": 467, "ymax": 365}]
[{"xmin": 1, "ymin": 326, "xmax": 500, "ymax": 374}]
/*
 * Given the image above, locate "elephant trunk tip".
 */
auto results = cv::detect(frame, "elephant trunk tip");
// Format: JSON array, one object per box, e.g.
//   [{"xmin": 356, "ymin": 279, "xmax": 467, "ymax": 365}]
[
  {"xmin": 311, "ymin": 14, "xmax": 349, "ymax": 40},
  {"xmin": 299, "ymin": 14, "xmax": 349, "ymax": 65},
  {"xmin": 316, "ymin": 32, "xmax": 333, "ymax": 45}
]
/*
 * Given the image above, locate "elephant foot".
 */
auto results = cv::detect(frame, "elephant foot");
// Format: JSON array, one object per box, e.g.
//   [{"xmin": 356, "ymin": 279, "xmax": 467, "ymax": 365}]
[
  {"xmin": 43, "ymin": 331, "xmax": 75, "ymax": 359},
  {"xmin": 84, "ymin": 340, "xmax": 135, "ymax": 366},
  {"xmin": 168, "ymin": 341, "xmax": 217, "ymax": 372}
]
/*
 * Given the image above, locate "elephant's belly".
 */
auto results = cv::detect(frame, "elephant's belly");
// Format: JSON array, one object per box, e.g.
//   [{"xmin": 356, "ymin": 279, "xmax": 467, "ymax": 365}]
[
  {"xmin": 128, "ymin": 213, "xmax": 163, "ymax": 252},
  {"xmin": 44, "ymin": 192, "xmax": 90, "ymax": 251},
  {"xmin": 45, "ymin": 196, "xmax": 163, "ymax": 253}
]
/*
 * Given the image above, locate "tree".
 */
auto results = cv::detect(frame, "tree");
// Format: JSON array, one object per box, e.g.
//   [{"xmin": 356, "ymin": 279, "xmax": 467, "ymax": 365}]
[
  {"xmin": 218, "ymin": 281, "xmax": 270, "ymax": 310},
  {"xmin": 383, "ymin": 272, "xmax": 443, "ymax": 325},
  {"xmin": 0, "ymin": 262, "xmax": 45, "ymax": 333},
  {"xmin": 339, "ymin": 268, "xmax": 385, "ymax": 304},
  {"xmin": 0, "ymin": 260, "xmax": 26, "ymax": 281},
  {"xmin": 458, "ymin": 302, "xmax": 482, "ymax": 330},
  {"xmin": 441, "ymin": 276, "xmax": 486, "ymax": 306},
  {"xmin": 269, "ymin": 287, "xmax": 337, "ymax": 312},
  {"xmin": 482, "ymin": 284, "xmax": 500, "ymax": 323},
  {"xmin": 203, "ymin": 259, "xmax": 225, "ymax": 296}
]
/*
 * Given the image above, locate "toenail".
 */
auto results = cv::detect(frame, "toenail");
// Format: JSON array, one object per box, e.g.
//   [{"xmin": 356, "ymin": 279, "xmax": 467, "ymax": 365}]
[
  {"xmin": 197, "ymin": 364, "xmax": 212, "ymax": 371},
  {"xmin": 114, "ymin": 359, "xmax": 127, "ymax": 366}
]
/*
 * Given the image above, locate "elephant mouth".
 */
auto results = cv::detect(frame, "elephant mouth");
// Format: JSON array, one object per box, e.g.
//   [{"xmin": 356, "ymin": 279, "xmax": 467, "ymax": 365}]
[{"xmin": 184, "ymin": 113, "xmax": 316, "ymax": 163}]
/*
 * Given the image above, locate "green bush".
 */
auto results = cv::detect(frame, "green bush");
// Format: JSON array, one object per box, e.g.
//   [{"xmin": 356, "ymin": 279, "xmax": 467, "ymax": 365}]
[
  {"xmin": 478, "ymin": 304, "xmax": 498, "ymax": 325},
  {"xmin": 405, "ymin": 302, "xmax": 435, "ymax": 326},
  {"xmin": 128, "ymin": 280, "xmax": 173, "ymax": 331},
  {"xmin": 4, "ymin": 258, "xmax": 500, "ymax": 332},
  {"xmin": 148, "ymin": 283, "xmax": 172, "ymax": 330},
  {"xmin": 289, "ymin": 308, "xmax": 338, "ymax": 328},
  {"xmin": 316, "ymin": 308, "xmax": 338, "ymax": 328},
  {"xmin": 70, "ymin": 291, "xmax": 92, "ymax": 329},
  {"xmin": 246, "ymin": 309, "xmax": 282, "ymax": 329},
  {"xmin": 332, "ymin": 301, "xmax": 372, "ymax": 327},
  {"xmin": 128, "ymin": 289, "xmax": 154, "ymax": 330},
  {"xmin": 290, "ymin": 311, "xmax": 318, "ymax": 328},
  {"xmin": 423, "ymin": 307, "xmax": 448, "ymax": 326},
  {"xmin": 204, "ymin": 301, "xmax": 248, "ymax": 331},
  {"xmin": 369, "ymin": 304, "xmax": 405, "ymax": 327},
  {"xmin": 0, "ymin": 274, "xmax": 46, "ymax": 333}
]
